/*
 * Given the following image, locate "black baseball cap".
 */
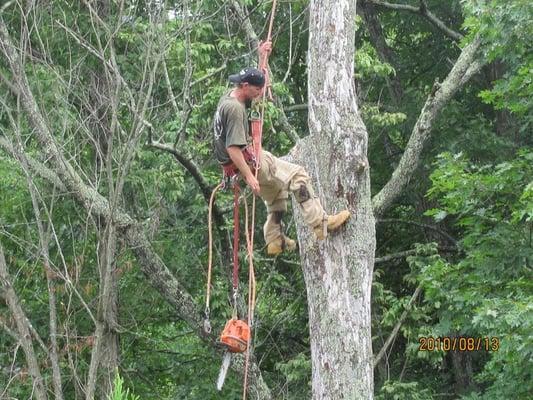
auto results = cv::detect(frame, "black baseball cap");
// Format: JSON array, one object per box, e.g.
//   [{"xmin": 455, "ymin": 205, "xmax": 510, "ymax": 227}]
[{"xmin": 228, "ymin": 67, "xmax": 265, "ymax": 87}]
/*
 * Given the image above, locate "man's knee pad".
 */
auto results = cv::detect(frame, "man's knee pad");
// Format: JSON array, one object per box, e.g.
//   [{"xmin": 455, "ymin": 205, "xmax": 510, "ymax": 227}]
[
  {"xmin": 295, "ymin": 184, "xmax": 312, "ymax": 204},
  {"xmin": 272, "ymin": 211, "xmax": 284, "ymax": 224}
]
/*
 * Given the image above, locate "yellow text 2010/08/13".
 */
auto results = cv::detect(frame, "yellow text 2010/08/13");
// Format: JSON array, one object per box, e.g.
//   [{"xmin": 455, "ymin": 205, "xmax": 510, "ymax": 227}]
[{"xmin": 418, "ymin": 336, "xmax": 500, "ymax": 352}]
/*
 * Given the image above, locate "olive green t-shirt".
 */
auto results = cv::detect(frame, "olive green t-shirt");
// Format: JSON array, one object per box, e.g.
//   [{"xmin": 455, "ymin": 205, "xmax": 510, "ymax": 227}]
[{"xmin": 213, "ymin": 92, "xmax": 250, "ymax": 165}]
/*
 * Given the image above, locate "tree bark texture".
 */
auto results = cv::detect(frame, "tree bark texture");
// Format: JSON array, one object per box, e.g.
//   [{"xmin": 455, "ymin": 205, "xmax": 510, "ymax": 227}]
[{"xmin": 290, "ymin": 1, "xmax": 376, "ymax": 398}]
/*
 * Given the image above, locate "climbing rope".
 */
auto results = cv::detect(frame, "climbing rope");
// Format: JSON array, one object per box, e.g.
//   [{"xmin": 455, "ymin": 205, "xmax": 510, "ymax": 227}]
[
  {"xmin": 205, "ymin": 182, "xmax": 224, "ymax": 333},
  {"xmin": 242, "ymin": 1, "xmax": 278, "ymax": 399},
  {"xmin": 242, "ymin": 190, "xmax": 257, "ymax": 400},
  {"xmin": 205, "ymin": 1, "xmax": 278, "ymax": 398}
]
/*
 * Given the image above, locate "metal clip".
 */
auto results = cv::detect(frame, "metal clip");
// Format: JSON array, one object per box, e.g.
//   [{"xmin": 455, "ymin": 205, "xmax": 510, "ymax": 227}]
[
  {"xmin": 204, "ymin": 307, "xmax": 212, "ymax": 334},
  {"xmin": 204, "ymin": 318, "xmax": 212, "ymax": 334},
  {"xmin": 232, "ymin": 288, "xmax": 238, "ymax": 319}
]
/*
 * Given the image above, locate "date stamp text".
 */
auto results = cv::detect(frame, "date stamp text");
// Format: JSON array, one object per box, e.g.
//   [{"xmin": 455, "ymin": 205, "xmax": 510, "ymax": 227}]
[{"xmin": 418, "ymin": 336, "xmax": 500, "ymax": 352}]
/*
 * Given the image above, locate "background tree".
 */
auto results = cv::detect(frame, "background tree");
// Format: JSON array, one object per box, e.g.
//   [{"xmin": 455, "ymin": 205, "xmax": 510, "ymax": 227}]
[{"xmin": 0, "ymin": 0, "xmax": 531, "ymax": 399}]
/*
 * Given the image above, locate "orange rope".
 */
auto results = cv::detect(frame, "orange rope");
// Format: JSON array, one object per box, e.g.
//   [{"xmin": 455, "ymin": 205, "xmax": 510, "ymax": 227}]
[{"xmin": 242, "ymin": 2, "xmax": 278, "ymax": 398}]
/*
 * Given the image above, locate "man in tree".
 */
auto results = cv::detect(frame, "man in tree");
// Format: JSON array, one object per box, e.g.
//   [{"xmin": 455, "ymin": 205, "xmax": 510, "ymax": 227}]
[{"xmin": 213, "ymin": 42, "xmax": 351, "ymax": 255}]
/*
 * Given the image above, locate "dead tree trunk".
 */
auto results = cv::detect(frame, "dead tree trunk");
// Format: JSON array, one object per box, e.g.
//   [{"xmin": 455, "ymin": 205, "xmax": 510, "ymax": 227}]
[{"xmin": 289, "ymin": 1, "xmax": 375, "ymax": 398}]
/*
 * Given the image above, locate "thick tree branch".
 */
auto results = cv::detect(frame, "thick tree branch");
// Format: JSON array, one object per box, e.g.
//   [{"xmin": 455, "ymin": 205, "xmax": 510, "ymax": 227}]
[
  {"xmin": 284, "ymin": 103, "xmax": 308, "ymax": 112},
  {"xmin": 368, "ymin": 0, "xmax": 463, "ymax": 41},
  {"xmin": 372, "ymin": 35, "xmax": 484, "ymax": 217},
  {"xmin": 0, "ymin": 136, "xmax": 66, "ymax": 191},
  {"xmin": 374, "ymin": 249, "xmax": 418, "ymax": 264}
]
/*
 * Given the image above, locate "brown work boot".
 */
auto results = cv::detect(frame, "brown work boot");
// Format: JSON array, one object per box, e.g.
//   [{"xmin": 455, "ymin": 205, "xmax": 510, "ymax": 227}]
[
  {"xmin": 266, "ymin": 236, "xmax": 297, "ymax": 256},
  {"xmin": 313, "ymin": 210, "xmax": 351, "ymax": 240}
]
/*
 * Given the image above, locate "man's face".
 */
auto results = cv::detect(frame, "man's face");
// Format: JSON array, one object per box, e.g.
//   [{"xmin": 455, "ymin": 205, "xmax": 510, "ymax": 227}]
[{"xmin": 242, "ymin": 83, "xmax": 264, "ymax": 101}]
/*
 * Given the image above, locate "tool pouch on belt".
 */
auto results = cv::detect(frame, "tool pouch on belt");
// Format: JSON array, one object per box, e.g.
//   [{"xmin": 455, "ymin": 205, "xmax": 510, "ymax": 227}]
[{"xmin": 221, "ymin": 146, "xmax": 257, "ymax": 189}]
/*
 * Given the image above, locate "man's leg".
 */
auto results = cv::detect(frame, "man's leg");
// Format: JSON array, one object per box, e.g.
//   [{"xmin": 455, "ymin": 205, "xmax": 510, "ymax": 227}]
[
  {"xmin": 288, "ymin": 169, "xmax": 351, "ymax": 240},
  {"xmin": 256, "ymin": 152, "xmax": 297, "ymax": 255},
  {"xmin": 262, "ymin": 198, "xmax": 286, "ymax": 245},
  {"xmin": 262, "ymin": 198, "xmax": 296, "ymax": 255}
]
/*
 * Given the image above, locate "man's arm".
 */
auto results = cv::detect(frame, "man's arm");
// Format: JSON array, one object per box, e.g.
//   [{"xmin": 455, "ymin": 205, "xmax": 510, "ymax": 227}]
[
  {"xmin": 227, "ymin": 146, "xmax": 260, "ymax": 194},
  {"xmin": 258, "ymin": 41, "xmax": 272, "ymax": 67}
]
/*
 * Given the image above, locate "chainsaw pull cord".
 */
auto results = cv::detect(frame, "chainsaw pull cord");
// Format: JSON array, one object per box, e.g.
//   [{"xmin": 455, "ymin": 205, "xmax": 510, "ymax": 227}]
[
  {"xmin": 243, "ymin": 2, "xmax": 278, "ymax": 399},
  {"xmin": 205, "ymin": 182, "xmax": 224, "ymax": 333}
]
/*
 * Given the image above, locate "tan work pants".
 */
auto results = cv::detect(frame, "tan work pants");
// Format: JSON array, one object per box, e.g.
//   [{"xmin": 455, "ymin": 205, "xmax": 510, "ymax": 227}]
[{"xmin": 256, "ymin": 150, "xmax": 326, "ymax": 244}]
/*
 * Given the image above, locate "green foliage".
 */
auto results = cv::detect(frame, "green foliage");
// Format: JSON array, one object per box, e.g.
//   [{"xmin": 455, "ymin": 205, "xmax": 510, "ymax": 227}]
[
  {"xmin": 418, "ymin": 149, "xmax": 533, "ymax": 399},
  {"xmin": 363, "ymin": 105, "xmax": 407, "ymax": 128},
  {"xmin": 275, "ymin": 353, "xmax": 311, "ymax": 383},
  {"xmin": 463, "ymin": 0, "xmax": 533, "ymax": 117},
  {"xmin": 109, "ymin": 371, "xmax": 140, "ymax": 400},
  {"xmin": 376, "ymin": 380, "xmax": 435, "ymax": 400},
  {"xmin": 356, "ymin": 41, "xmax": 397, "ymax": 80}
]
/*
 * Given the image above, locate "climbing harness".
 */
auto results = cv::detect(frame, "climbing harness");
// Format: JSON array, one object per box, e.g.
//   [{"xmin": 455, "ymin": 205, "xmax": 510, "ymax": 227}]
[{"xmin": 205, "ymin": 1, "xmax": 278, "ymax": 399}]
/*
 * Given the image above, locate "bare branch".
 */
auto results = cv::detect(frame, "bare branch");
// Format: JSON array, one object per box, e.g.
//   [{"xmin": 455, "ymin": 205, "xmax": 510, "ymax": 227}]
[
  {"xmin": 0, "ymin": 136, "xmax": 66, "ymax": 191},
  {"xmin": 175, "ymin": 0, "xmax": 194, "ymax": 148},
  {"xmin": 284, "ymin": 103, "xmax": 308, "ymax": 112},
  {"xmin": 368, "ymin": 0, "xmax": 463, "ymax": 41},
  {"xmin": 0, "ymin": 316, "xmax": 19, "ymax": 341},
  {"xmin": 0, "ymin": 0, "xmax": 15, "ymax": 13},
  {"xmin": 162, "ymin": 57, "xmax": 181, "ymax": 117},
  {"xmin": 374, "ymin": 249, "xmax": 418, "ymax": 264},
  {"xmin": 148, "ymin": 141, "xmax": 226, "ymax": 225},
  {"xmin": 191, "ymin": 64, "xmax": 228, "ymax": 87},
  {"xmin": 375, "ymin": 245, "xmax": 456, "ymax": 265},
  {"xmin": 10, "ymin": 115, "xmax": 64, "ymax": 398}
]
